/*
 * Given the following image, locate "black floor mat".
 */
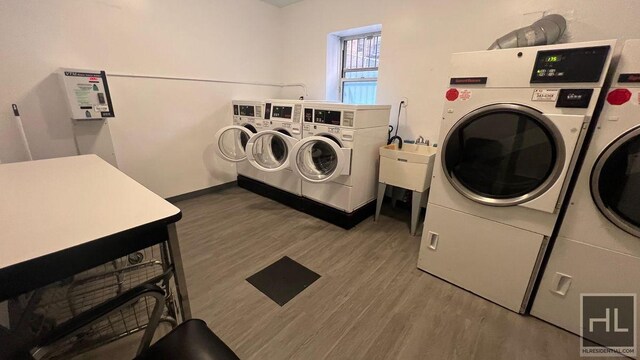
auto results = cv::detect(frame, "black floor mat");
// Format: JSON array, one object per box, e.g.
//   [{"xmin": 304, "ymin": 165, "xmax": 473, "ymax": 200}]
[{"xmin": 246, "ymin": 256, "xmax": 321, "ymax": 306}]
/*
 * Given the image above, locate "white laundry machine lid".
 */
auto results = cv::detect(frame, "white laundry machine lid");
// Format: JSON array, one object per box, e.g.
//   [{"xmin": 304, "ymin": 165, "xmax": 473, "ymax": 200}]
[
  {"xmin": 591, "ymin": 126, "xmax": 640, "ymax": 238},
  {"xmin": 213, "ymin": 125, "xmax": 256, "ymax": 162},
  {"xmin": 441, "ymin": 103, "xmax": 566, "ymax": 207}
]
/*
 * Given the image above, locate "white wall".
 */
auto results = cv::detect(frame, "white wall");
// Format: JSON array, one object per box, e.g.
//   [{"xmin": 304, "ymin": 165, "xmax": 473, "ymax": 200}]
[
  {"xmin": 279, "ymin": 0, "xmax": 640, "ymax": 144},
  {"xmin": 0, "ymin": 0, "xmax": 293, "ymax": 198},
  {"xmin": 2, "ymin": 0, "xmax": 639, "ymax": 197}
]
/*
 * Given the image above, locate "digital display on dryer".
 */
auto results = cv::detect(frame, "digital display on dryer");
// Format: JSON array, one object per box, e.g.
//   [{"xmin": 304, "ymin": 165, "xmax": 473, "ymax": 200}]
[
  {"xmin": 530, "ymin": 45, "xmax": 610, "ymax": 83},
  {"xmin": 272, "ymin": 106, "xmax": 292, "ymax": 119},
  {"xmin": 239, "ymin": 105, "xmax": 255, "ymax": 117},
  {"xmin": 314, "ymin": 110, "xmax": 341, "ymax": 125}
]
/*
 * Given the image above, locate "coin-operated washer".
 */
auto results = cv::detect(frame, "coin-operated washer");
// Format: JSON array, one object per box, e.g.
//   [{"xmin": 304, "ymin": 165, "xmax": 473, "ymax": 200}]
[
  {"xmin": 243, "ymin": 99, "xmax": 337, "ymax": 197},
  {"xmin": 244, "ymin": 100, "xmax": 305, "ymax": 196},
  {"xmin": 59, "ymin": 68, "xmax": 118, "ymax": 167},
  {"xmin": 213, "ymin": 100, "xmax": 266, "ymax": 184},
  {"xmin": 288, "ymin": 103, "xmax": 391, "ymax": 229}
]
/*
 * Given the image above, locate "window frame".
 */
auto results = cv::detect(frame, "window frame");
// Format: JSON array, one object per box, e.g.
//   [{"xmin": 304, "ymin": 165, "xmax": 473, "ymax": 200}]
[{"xmin": 339, "ymin": 32, "xmax": 381, "ymax": 103}]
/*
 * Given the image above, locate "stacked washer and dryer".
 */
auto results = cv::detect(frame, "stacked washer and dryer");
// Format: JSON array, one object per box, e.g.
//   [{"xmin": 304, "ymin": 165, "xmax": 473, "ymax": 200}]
[
  {"xmin": 531, "ymin": 39, "xmax": 640, "ymax": 349},
  {"xmin": 418, "ymin": 40, "xmax": 617, "ymax": 313},
  {"xmin": 214, "ymin": 100, "xmax": 391, "ymax": 228}
]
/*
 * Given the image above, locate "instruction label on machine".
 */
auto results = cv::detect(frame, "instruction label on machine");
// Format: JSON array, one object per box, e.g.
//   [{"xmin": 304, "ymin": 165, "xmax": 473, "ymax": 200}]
[
  {"xmin": 532, "ymin": 89, "xmax": 559, "ymax": 102},
  {"xmin": 459, "ymin": 89, "xmax": 472, "ymax": 101},
  {"xmin": 60, "ymin": 69, "xmax": 115, "ymax": 119}
]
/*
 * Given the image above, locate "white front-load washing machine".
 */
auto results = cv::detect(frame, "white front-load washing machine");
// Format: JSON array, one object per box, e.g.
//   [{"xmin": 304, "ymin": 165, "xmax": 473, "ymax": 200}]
[
  {"xmin": 418, "ymin": 40, "xmax": 617, "ymax": 313},
  {"xmin": 214, "ymin": 100, "xmax": 265, "ymax": 183},
  {"xmin": 532, "ymin": 39, "xmax": 640, "ymax": 352},
  {"xmin": 288, "ymin": 103, "xmax": 390, "ymax": 227},
  {"xmin": 245, "ymin": 99, "xmax": 305, "ymax": 195}
]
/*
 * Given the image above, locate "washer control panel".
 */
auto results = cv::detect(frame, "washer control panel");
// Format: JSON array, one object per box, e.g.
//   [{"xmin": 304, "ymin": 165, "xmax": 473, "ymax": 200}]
[{"xmin": 304, "ymin": 108, "xmax": 342, "ymax": 126}]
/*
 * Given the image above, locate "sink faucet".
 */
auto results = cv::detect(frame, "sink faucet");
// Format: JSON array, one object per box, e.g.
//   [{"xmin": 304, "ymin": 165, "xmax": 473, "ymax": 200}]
[{"xmin": 416, "ymin": 136, "xmax": 430, "ymax": 146}]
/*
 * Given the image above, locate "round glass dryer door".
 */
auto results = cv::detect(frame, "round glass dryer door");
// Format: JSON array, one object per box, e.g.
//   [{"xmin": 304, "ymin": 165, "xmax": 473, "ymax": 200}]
[
  {"xmin": 246, "ymin": 129, "xmax": 296, "ymax": 172},
  {"xmin": 291, "ymin": 135, "xmax": 349, "ymax": 183},
  {"xmin": 442, "ymin": 104, "xmax": 565, "ymax": 206},
  {"xmin": 213, "ymin": 125, "xmax": 256, "ymax": 162},
  {"xmin": 591, "ymin": 127, "xmax": 640, "ymax": 237}
]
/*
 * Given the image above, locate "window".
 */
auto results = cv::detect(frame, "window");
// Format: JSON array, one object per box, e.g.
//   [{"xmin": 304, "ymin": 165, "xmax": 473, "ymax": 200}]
[{"xmin": 340, "ymin": 33, "xmax": 381, "ymax": 104}]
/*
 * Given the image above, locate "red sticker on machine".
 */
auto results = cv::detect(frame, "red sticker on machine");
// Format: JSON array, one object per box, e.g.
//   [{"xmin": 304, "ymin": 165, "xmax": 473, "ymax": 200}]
[
  {"xmin": 445, "ymin": 88, "xmax": 459, "ymax": 101},
  {"xmin": 606, "ymin": 88, "xmax": 632, "ymax": 105},
  {"xmin": 459, "ymin": 89, "xmax": 472, "ymax": 101}
]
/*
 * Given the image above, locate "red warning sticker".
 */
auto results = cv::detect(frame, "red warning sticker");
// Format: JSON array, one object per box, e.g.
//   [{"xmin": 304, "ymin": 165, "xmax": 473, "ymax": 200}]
[
  {"xmin": 606, "ymin": 89, "xmax": 632, "ymax": 105},
  {"xmin": 459, "ymin": 89, "xmax": 472, "ymax": 101},
  {"xmin": 445, "ymin": 88, "xmax": 459, "ymax": 101}
]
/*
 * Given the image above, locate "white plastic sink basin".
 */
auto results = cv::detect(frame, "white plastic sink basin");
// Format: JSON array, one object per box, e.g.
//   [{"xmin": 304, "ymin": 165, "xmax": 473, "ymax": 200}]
[
  {"xmin": 380, "ymin": 143, "xmax": 437, "ymax": 164},
  {"xmin": 379, "ymin": 143, "xmax": 438, "ymax": 192}
]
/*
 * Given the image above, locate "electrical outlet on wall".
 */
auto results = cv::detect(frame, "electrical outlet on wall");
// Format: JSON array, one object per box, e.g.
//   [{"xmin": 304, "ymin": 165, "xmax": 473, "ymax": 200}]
[{"xmin": 400, "ymin": 97, "xmax": 408, "ymax": 107}]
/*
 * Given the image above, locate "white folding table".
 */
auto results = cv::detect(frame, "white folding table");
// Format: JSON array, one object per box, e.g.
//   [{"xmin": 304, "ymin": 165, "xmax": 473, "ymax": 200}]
[{"xmin": 0, "ymin": 155, "xmax": 191, "ymax": 319}]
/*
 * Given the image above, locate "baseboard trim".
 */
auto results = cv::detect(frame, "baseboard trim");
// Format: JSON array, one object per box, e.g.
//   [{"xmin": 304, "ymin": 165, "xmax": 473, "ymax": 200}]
[
  {"xmin": 236, "ymin": 175, "xmax": 304, "ymax": 211},
  {"xmin": 166, "ymin": 181, "xmax": 237, "ymax": 203}
]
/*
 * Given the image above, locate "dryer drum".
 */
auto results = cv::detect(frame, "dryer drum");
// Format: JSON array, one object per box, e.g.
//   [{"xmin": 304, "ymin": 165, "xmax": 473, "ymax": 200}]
[
  {"xmin": 442, "ymin": 103, "xmax": 565, "ymax": 206},
  {"xmin": 591, "ymin": 126, "xmax": 640, "ymax": 237}
]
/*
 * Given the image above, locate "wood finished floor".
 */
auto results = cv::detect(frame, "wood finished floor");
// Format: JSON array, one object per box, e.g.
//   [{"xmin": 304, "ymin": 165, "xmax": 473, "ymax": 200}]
[{"xmin": 84, "ymin": 186, "xmax": 590, "ymax": 359}]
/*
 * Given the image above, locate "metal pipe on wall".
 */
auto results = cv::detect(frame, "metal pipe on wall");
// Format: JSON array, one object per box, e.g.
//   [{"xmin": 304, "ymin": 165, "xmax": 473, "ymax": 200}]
[
  {"xmin": 107, "ymin": 73, "xmax": 309, "ymax": 97},
  {"xmin": 488, "ymin": 14, "xmax": 567, "ymax": 50}
]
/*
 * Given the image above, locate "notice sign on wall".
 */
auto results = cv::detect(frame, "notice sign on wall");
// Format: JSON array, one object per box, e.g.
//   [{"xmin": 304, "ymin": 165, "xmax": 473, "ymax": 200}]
[{"xmin": 60, "ymin": 69, "xmax": 115, "ymax": 120}]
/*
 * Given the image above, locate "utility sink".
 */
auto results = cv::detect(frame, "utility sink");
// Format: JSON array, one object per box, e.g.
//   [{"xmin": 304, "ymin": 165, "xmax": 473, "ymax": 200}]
[
  {"xmin": 379, "ymin": 143, "xmax": 438, "ymax": 192},
  {"xmin": 380, "ymin": 143, "xmax": 437, "ymax": 164}
]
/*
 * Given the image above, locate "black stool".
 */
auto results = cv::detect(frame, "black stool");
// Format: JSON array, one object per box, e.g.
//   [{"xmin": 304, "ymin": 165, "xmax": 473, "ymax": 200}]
[{"xmin": 136, "ymin": 319, "xmax": 239, "ymax": 360}]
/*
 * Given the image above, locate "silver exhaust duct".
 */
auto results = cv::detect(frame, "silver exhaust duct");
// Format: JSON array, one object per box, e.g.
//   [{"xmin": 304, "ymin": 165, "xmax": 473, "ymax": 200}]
[{"xmin": 488, "ymin": 14, "xmax": 567, "ymax": 50}]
